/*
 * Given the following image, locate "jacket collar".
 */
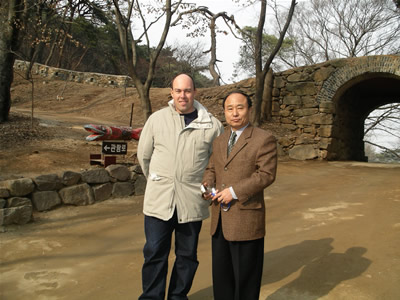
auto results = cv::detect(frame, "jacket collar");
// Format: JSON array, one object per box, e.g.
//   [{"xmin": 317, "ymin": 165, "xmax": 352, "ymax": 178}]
[
  {"xmin": 168, "ymin": 99, "xmax": 213, "ymax": 129},
  {"xmin": 224, "ymin": 125, "xmax": 253, "ymax": 164}
]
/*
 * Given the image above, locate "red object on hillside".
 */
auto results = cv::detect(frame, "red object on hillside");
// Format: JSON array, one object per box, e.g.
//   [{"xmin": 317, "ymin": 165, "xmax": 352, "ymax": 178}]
[{"xmin": 84, "ymin": 124, "xmax": 142, "ymax": 141}]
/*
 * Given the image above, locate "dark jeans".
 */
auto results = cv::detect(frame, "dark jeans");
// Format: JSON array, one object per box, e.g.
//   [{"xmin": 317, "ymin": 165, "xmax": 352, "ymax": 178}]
[{"xmin": 139, "ymin": 210, "xmax": 202, "ymax": 300}]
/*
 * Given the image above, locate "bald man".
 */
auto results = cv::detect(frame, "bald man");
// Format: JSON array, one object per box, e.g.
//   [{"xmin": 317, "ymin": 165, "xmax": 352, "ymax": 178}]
[{"xmin": 137, "ymin": 74, "xmax": 223, "ymax": 299}]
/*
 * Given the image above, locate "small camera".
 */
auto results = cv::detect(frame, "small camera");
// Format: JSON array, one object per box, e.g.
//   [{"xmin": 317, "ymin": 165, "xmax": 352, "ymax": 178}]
[{"xmin": 200, "ymin": 184, "xmax": 216, "ymax": 196}]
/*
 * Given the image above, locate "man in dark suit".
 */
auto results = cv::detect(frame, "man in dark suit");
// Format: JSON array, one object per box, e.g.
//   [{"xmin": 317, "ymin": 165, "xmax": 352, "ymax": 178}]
[{"xmin": 202, "ymin": 90, "xmax": 278, "ymax": 300}]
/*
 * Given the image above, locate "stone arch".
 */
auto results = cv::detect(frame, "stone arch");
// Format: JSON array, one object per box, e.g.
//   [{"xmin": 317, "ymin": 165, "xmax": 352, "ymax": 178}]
[
  {"xmin": 316, "ymin": 55, "xmax": 400, "ymax": 104},
  {"xmin": 317, "ymin": 56, "xmax": 400, "ymax": 161}
]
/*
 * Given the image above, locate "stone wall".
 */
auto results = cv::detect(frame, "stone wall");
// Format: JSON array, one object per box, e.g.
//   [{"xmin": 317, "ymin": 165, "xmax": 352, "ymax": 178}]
[
  {"xmin": 13, "ymin": 60, "xmax": 133, "ymax": 88},
  {"xmin": 270, "ymin": 61, "xmax": 337, "ymax": 160},
  {"xmin": 0, "ymin": 165, "xmax": 146, "ymax": 227},
  {"xmin": 270, "ymin": 55, "xmax": 400, "ymax": 160}
]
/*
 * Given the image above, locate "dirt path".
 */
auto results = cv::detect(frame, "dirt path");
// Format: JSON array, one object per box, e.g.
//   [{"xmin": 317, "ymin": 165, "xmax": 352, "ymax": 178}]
[{"xmin": 1, "ymin": 160, "xmax": 399, "ymax": 300}]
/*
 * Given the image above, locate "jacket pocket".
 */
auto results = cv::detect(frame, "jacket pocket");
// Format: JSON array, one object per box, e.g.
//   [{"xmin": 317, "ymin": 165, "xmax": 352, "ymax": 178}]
[{"xmin": 239, "ymin": 197, "xmax": 263, "ymax": 210}]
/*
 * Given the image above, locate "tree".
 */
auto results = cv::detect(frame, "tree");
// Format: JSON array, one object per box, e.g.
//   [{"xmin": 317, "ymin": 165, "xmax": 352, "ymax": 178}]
[
  {"xmin": 252, "ymin": 0, "xmax": 297, "ymax": 125},
  {"xmin": 0, "ymin": 0, "xmax": 27, "ymax": 122},
  {"xmin": 171, "ymin": 6, "xmax": 242, "ymax": 86},
  {"xmin": 364, "ymin": 103, "xmax": 400, "ymax": 160},
  {"xmin": 234, "ymin": 26, "xmax": 293, "ymax": 77},
  {"xmin": 112, "ymin": 0, "xmax": 185, "ymax": 120},
  {"xmin": 284, "ymin": 0, "xmax": 400, "ymax": 68}
]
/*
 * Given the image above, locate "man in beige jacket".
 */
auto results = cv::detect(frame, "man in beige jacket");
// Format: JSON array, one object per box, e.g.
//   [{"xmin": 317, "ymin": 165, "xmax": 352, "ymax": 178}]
[
  {"xmin": 202, "ymin": 91, "xmax": 277, "ymax": 300},
  {"xmin": 137, "ymin": 74, "xmax": 223, "ymax": 299}
]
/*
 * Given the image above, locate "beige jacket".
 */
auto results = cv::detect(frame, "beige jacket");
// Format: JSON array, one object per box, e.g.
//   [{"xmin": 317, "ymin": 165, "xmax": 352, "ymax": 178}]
[
  {"xmin": 202, "ymin": 125, "xmax": 277, "ymax": 241},
  {"xmin": 137, "ymin": 100, "xmax": 223, "ymax": 223}
]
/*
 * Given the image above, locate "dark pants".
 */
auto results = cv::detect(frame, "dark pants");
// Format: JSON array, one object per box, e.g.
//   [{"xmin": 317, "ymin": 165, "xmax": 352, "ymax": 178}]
[
  {"xmin": 212, "ymin": 218, "xmax": 264, "ymax": 300},
  {"xmin": 139, "ymin": 210, "xmax": 202, "ymax": 300}
]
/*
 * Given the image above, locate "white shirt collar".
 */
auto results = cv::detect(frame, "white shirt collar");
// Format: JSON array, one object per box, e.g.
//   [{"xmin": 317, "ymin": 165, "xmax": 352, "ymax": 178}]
[{"xmin": 230, "ymin": 123, "xmax": 249, "ymax": 142}]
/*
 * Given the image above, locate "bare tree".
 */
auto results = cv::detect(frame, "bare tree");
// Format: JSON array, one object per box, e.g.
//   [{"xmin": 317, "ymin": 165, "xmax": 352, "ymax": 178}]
[
  {"xmin": 284, "ymin": 0, "xmax": 400, "ymax": 68},
  {"xmin": 0, "ymin": 0, "xmax": 27, "ymax": 122},
  {"xmin": 171, "ymin": 6, "xmax": 242, "ymax": 86},
  {"xmin": 112, "ymin": 0, "xmax": 186, "ymax": 120},
  {"xmin": 252, "ymin": 0, "xmax": 297, "ymax": 125},
  {"xmin": 171, "ymin": 40, "xmax": 208, "ymax": 75},
  {"xmin": 364, "ymin": 103, "xmax": 400, "ymax": 159}
]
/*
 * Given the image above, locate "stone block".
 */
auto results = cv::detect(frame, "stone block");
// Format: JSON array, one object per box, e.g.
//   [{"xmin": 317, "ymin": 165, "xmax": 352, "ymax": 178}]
[
  {"xmin": 278, "ymin": 137, "xmax": 294, "ymax": 147},
  {"xmin": 0, "ymin": 187, "xmax": 10, "ymax": 198},
  {"xmin": 289, "ymin": 145, "xmax": 319, "ymax": 160},
  {"xmin": 92, "ymin": 183, "xmax": 113, "ymax": 202},
  {"xmin": 59, "ymin": 183, "xmax": 94, "ymax": 206},
  {"xmin": 4, "ymin": 178, "xmax": 35, "ymax": 197},
  {"xmin": 130, "ymin": 165, "xmax": 143, "ymax": 174},
  {"xmin": 2, "ymin": 205, "xmax": 33, "ymax": 225},
  {"xmin": 112, "ymin": 182, "xmax": 134, "ymax": 198},
  {"xmin": 287, "ymin": 72, "xmax": 311, "ymax": 82},
  {"xmin": 33, "ymin": 174, "xmax": 63, "ymax": 191},
  {"xmin": 281, "ymin": 124, "xmax": 298, "ymax": 131},
  {"xmin": 286, "ymin": 82, "xmax": 316, "ymax": 96},
  {"xmin": 296, "ymin": 114, "xmax": 333, "ymax": 125},
  {"xmin": 274, "ymin": 77, "xmax": 285, "ymax": 88},
  {"xmin": 282, "ymin": 95, "xmax": 301, "ymax": 105},
  {"xmin": 61, "ymin": 171, "xmax": 81, "ymax": 186},
  {"xmin": 7, "ymin": 197, "xmax": 31, "ymax": 208},
  {"xmin": 32, "ymin": 191, "xmax": 62, "ymax": 211},
  {"xmin": 318, "ymin": 126, "xmax": 333, "ymax": 137},
  {"xmin": 302, "ymin": 96, "xmax": 318, "ymax": 108},
  {"xmin": 295, "ymin": 134, "xmax": 316, "ymax": 145},
  {"xmin": 313, "ymin": 67, "xmax": 335, "ymax": 81},
  {"xmin": 292, "ymin": 108, "xmax": 318, "ymax": 117},
  {"xmin": 134, "ymin": 175, "xmax": 147, "ymax": 196},
  {"xmin": 81, "ymin": 169, "xmax": 111, "ymax": 184},
  {"xmin": 106, "ymin": 164, "xmax": 131, "ymax": 181}
]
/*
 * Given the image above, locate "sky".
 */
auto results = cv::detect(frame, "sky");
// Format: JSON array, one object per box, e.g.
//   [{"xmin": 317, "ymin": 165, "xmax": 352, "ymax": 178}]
[
  {"xmin": 138, "ymin": 0, "xmax": 264, "ymax": 83},
  {"xmin": 135, "ymin": 0, "xmax": 298, "ymax": 83}
]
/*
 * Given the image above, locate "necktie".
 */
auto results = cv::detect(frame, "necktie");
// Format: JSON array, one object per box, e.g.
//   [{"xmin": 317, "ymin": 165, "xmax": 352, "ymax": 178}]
[{"xmin": 227, "ymin": 131, "xmax": 237, "ymax": 156}]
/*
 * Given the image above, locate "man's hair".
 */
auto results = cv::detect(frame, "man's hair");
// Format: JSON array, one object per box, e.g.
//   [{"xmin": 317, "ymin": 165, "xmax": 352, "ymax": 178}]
[
  {"xmin": 222, "ymin": 90, "xmax": 253, "ymax": 109},
  {"xmin": 170, "ymin": 73, "xmax": 196, "ymax": 90}
]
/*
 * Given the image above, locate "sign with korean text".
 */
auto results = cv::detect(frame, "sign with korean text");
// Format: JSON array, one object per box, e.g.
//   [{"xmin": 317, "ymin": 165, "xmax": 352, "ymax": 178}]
[{"xmin": 102, "ymin": 141, "xmax": 128, "ymax": 155}]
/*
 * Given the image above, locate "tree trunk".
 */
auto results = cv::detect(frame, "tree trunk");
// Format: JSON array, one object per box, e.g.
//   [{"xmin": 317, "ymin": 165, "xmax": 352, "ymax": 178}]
[
  {"xmin": 261, "ymin": 68, "xmax": 274, "ymax": 121},
  {"xmin": 252, "ymin": 0, "xmax": 296, "ymax": 125},
  {"xmin": 251, "ymin": 0, "xmax": 267, "ymax": 127},
  {"xmin": 0, "ymin": 0, "xmax": 24, "ymax": 122},
  {"xmin": 208, "ymin": 18, "xmax": 220, "ymax": 86},
  {"xmin": 113, "ymin": 0, "xmax": 174, "ymax": 121}
]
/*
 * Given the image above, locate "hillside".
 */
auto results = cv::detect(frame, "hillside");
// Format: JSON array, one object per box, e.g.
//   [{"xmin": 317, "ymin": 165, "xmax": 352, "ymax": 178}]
[{"xmin": 0, "ymin": 73, "xmax": 289, "ymax": 180}]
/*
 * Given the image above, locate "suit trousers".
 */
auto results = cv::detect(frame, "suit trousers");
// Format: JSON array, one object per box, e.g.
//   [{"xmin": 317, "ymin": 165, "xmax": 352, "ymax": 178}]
[
  {"xmin": 139, "ymin": 210, "xmax": 202, "ymax": 300},
  {"xmin": 212, "ymin": 216, "xmax": 264, "ymax": 300}
]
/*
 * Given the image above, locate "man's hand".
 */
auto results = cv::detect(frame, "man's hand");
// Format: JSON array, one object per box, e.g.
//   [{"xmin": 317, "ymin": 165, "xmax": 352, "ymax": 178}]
[
  {"xmin": 213, "ymin": 188, "xmax": 233, "ymax": 205},
  {"xmin": 201, "ymin": 182, "xmax": 213, "ymax": 200}
]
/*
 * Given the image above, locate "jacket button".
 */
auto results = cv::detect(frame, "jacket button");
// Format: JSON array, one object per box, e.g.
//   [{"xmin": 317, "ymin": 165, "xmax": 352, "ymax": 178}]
[
  {"xmin": 221, "ymin": 184, "xmax": 225, "ymax": 188},
  {"xmin": 224, "ymin": 167, "xmax": 228, "ymax": 171}
]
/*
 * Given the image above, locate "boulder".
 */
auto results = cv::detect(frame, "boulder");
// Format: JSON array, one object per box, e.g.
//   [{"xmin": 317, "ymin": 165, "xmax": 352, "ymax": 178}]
[
  {"xmin": 59, "ymin": 183, "xmax": 94, "ymax": 206},
  {"xmin": 32, "ymin": 191, "xmax": 62, "ymax": 211}
]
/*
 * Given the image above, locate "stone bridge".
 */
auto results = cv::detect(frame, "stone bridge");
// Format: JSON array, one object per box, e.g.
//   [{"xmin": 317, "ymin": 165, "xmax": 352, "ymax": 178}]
[{"xmin": 268, "ymin": 55, "xmax": 400, "ymax": 161}]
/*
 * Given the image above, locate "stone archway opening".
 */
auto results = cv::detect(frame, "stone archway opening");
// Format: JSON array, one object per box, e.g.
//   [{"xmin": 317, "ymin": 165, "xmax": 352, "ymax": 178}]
[{"xmin": 327, "ymin": 73, "xmax": 400, "ymax": 161}]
